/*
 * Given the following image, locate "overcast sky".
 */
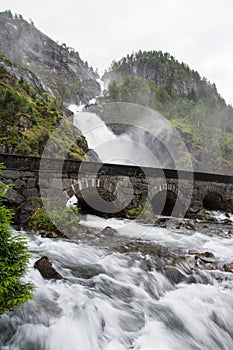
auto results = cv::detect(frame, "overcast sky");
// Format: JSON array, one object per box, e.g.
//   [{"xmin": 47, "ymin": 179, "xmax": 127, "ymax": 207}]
[{"xmin": 1, "ymin": 0, "xmax": 233, "ymax": 105}]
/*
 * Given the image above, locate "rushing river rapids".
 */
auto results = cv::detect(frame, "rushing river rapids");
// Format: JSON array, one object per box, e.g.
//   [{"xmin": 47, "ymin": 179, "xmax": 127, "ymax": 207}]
[{"xmin": 1, "ymin": 213, "xmax": 233, "ymax": 349}]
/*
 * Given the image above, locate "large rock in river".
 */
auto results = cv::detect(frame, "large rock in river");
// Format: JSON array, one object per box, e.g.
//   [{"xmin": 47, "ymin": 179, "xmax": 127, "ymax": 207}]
[{"xmin": 34, "ymin": 256, "xmax": 62, "ymax": 280}]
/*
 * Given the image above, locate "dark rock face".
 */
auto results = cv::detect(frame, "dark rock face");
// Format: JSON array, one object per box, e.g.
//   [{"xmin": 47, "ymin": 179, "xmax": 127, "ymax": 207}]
[
  {"xmin": 0, "ymin": 10, "xmax": 100, "ymax": 103},
  {"xmin": 34, "ymin": 256, "xmax": 62, "ymax": 280},
  {"xmin": 15, "ymin": 198, "xmax": 42, "ymax": 225},
  {"xmin": 0, "ymin": 54, "xmax": 51, "ymax": 94}
]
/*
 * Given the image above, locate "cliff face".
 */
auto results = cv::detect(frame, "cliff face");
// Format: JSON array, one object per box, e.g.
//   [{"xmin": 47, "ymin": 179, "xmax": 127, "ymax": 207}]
[
  {"xmin": 0, "ymin": 10, "xmax": 100, "ymax": 104},
  {"xmin": 0, "ymin": 53, "xmax": 98, "ymax": 161}
]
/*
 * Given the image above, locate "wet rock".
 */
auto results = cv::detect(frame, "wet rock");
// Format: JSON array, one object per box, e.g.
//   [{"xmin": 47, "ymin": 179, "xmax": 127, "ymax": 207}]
[
  {"xmin": 176, "ymin": 220, "xmax": 196, "ymax": 230},
  {"xmin": 154, "ymin": 218, "xmax": 167, "ymax": 227},
  {"xmin": 69, "ymin": 264, "xmax": 104, "ymax": 279},
  {"xmin": 43, "ymin": 231, "xmax": 61, "ymax": 238},
  {"xmin": 203, "ymin": 263, "xmax": 218, "ymax": 270},
  {"xmin": 100, "ymin": 226, "xmax": 118, "ymax": 236},
  {"xmin": 203, "ymin": 224, "xmax": 209, "ymax": 228},
  {"xmin": 223, "ymin": 263, "xmax": 233, "ymax": 273},
  {"xmin": 222, "ymin": 219, "xmax": 233, "ymax": 225},
  {"xmin": 196, "ymin": 209, "xmax": 217, "ymax": 222},
  {"xmin": 162, "ymin": 266, "xmax": 186, "ymax": 285},
  {"xmin": 65, "ymin": 222, "xmax": 100, "ymax": 241},
  {"xmin": 34, "ymin": 256, "xmax": 62, "ymax": 280},
  {"xmin": 188, "ymin": 249, "xmax": 215, "ymax": 258}
]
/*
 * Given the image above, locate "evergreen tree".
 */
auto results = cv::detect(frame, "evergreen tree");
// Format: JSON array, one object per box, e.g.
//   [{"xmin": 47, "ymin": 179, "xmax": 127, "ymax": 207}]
[{"xmin": 0, "ymin": 169, "xmax": 33, "ymax": 316}]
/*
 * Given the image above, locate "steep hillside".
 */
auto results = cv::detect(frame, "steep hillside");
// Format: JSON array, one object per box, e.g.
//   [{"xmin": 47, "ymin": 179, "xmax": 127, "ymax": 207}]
[
  {"xmin": 103, "ymin": 50, "xmax": 226, "ymax": 109},
  {"xmin": 103, "ymin": 50, "xmax": 233, "ymax": 175},
  {"xmin": 0, "ymin": 10, "xmax": 100, "ymax": 104},
  {"xmin": 0, "ymin": 53, "xmax": 97, "ymax": 160}
]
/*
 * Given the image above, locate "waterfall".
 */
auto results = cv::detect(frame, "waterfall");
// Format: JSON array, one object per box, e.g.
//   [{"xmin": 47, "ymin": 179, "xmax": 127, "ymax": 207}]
[
  {"xmin": 70, "ymin": 106, "xmax": 167, "ymax": 167},
  {"xmin": 73, "ymin": 111, "xmax": 139, "ymax": 165}
]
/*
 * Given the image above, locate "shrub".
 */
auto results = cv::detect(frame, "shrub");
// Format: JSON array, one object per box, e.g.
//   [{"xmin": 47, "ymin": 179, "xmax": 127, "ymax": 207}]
[{"xmin": 29, "ymin": 206, "xmax": 79, "ymax": 233}]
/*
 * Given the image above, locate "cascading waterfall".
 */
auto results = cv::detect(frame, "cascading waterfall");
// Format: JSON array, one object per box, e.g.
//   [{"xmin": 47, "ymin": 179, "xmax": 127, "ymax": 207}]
[
  {"xmin": 69, "ymin": 77, "xmax": 163, "ymax": 166},
  {"xmin": 70, "ymin": 106, "xmax": 166, "ymax": 167},
  {"xmin": 73, "ymin": 111, "xmax": 139, "ymax": 165}
]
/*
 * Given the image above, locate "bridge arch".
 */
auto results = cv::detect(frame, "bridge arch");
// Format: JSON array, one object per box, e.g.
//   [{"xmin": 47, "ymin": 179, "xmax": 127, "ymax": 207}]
[
  {"xmin": 202, "ymin": 191, "xmax": 225, "ymax": 211},
  {"xmin": 64, "ymin": 177, "xmax": 118, "ymax": 215},
  {"xmin": 148, "ymin": 183, "xmax": 186, "ymax": 217}
]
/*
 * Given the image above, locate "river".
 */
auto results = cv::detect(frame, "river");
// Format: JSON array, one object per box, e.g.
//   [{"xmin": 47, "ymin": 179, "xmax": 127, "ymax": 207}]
[{"xmin": 1, "ymin": 213, "xmax": 233, "ymax": 350}]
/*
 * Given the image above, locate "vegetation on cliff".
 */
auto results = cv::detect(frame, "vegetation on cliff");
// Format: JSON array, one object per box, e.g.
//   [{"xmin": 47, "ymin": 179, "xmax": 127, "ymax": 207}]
[
  {"xmin": 0, "ymin": 53, "xmax": 92, "ymax": 160},
  {"xmin": 0, "ymin": 169, "xmax": 33, "ymax": 315},
  {"xmin": 104, "ymin": 51, "xmax": 233, "ymax": 174}
]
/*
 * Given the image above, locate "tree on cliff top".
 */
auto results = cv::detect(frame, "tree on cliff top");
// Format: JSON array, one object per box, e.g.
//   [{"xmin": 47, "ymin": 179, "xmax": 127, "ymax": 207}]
[{"xmin": 0, "ymin": 168, "xmax": 33, "ymax": 316}]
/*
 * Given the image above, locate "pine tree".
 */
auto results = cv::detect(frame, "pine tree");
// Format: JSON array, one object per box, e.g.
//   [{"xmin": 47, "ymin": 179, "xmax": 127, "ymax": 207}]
[{"xmin": 0, "ymin": 168, "xmax": 33, "ymax": 316}]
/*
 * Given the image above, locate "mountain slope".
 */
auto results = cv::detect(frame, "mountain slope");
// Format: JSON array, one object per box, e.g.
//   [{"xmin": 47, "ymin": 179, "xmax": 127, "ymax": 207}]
[
  {"xmin": 102, "ymin": 50, "xmax": 233, "ymax": 175},
  {"xmin": 0, "ymin": 10, "xmax": 100, "ymax": 104},
  {"xmin": 103, "ymin": 50, "xmax": 226, "ymax": 109},
  {"xmin": 0, "ymin": 53, "xmax": 96, "ymax": 160}
]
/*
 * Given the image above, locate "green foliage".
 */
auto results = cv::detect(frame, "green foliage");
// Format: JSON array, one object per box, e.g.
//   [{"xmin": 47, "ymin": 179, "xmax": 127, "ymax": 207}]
[
  {"xmin": 0, "ymin": 166, "xmax": 33, "ymax": 316},
  {"xmin": 127, "ymin": 202, "xmax": 153, "ymax": 220},
  {"xmin": 0, "ymin": 53, "xmax": 89, "ymax": 160},
  {"xmin": 29, "ymin": 206, "xmax": 79, "ymax": 233}
]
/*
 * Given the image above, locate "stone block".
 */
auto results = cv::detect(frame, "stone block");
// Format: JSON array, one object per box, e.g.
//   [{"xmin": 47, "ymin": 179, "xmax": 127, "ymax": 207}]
[
  {"xmin": 14, "ymin": 178, "xmax": 26, "ymax": 190},
  {"xmin": 3, "ymin": 188, "xmax": 25, "ymax": 205},
  {"xmin": 1, "ymin": 170, "xmax": 20, "ymax": 180},
  {"xmin": 22, "ymin": 188, "xmax": 39, "ymax": 198},
  {"xmin": 51, "ymin": 178, "xmax": 63, "ymax": 190},
  {"xmin": 27, "ymin": 178, "xmax": 37, "ymax": 188},
  {"xmin": 20, "ymin": 171, "xmax": 37, "ymax": 178},
  {"xmin": 39, "ymin": 178, "xmax": 51, "ymax": 188}
]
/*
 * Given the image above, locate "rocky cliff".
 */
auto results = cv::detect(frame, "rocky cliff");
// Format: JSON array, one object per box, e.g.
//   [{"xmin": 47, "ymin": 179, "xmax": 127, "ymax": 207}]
[
  {"xmin": 0, "ymin": 53, "xmax": 98, "ymax": 160},
  {"xmin": 0, "ymin": 10, "xmax": 100, "ymax": 104}
]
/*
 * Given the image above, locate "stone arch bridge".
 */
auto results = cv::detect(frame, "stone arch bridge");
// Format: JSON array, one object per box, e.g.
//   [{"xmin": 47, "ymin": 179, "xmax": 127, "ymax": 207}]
[{"xmin": 0, "ymin": 154, "xmax": 232, "ymax": 220}]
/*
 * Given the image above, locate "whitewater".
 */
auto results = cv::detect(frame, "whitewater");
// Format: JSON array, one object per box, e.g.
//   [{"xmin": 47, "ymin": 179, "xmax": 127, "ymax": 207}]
[{"xmin": 1, "ymin": 214, "xmax": 233, "ymax": 349}]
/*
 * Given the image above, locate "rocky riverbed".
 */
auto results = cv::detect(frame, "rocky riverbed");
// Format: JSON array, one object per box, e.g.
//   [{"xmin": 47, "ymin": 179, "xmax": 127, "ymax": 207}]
[{"xmin": 1, "ymin": 211, "xmax": 233, "ymax": 349}]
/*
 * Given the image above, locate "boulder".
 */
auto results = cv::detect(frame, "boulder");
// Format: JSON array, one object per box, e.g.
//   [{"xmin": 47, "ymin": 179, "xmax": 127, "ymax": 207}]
[{"xmin": 34, "ymin": 256, "xmax": 62, "ymax": 279}]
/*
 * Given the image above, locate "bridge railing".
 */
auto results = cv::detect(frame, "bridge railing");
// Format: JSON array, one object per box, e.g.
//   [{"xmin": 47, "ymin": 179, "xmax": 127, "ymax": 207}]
[{"xmin": 0, "ymin": 153, "xmax": 232, "ymax": 184}]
